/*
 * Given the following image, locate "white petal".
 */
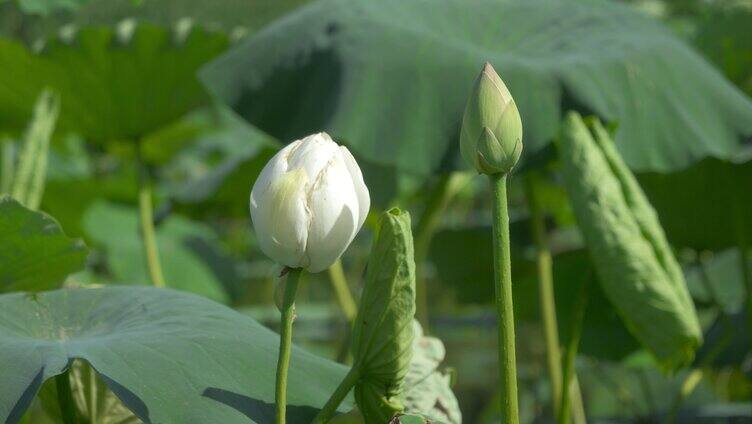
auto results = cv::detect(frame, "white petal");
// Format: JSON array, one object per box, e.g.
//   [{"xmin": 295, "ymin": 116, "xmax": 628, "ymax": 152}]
[
  {"xmin": 251, "ymin": 139, "xmax": 303, "ymax": 200},
  {"xmin": 339, "ymin": 146, "xmax": 370, "ymax": 231},
  {"xmin": 304, "ymin": 154, "xmax": 360, "ymax": 272},
  {"xmin": 286, "ymin": 132, "xmax": 340, "ymax": 180},
  {"xmin": 250, "ymin": 167, "xmax": 310, "ymax": 269}
]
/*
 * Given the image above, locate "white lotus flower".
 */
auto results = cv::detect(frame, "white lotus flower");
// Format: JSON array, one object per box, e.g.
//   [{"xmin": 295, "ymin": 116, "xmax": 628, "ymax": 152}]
[{"xmin": 250, "ymin": 132, "xmax": 370, "ymax": 273}]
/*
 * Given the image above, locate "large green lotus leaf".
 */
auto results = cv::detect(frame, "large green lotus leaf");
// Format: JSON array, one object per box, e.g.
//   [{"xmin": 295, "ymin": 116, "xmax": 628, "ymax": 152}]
[
  {"xmin": 637, "ymin": 157, "xmax": 752, "ymax": 251},
  {"xmin": 200, "ymin": 0, "xmax": 752, "ymax": 176},
  {"xmin": 0, "ymin": 23, "xmax": 228, "ymax": 141},
  {"xmin": 0, "ymin": 196, "xmax": 87, "ymax": 293},
  {"xmin": 0, "ymin": 286, "xmax": 351, "ymax": 423},
  {"xmin": 82, "ymin": 201, "xmax": 231, "ymax": 303}
]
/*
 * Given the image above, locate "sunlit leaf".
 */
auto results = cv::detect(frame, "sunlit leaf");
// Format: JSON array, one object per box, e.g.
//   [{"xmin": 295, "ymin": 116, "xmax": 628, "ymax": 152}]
[{"xmin": 201, "ymin": 0, "xmax": 752, "ymax": 177}]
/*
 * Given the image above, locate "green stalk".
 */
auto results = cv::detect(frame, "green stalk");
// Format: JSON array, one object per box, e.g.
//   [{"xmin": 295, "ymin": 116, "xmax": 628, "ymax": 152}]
[
  {"xmin": 558, "ymin": 277, "xmax": 587, "ymax": 424},
  {"xmin": 524, "ymin": 176, "xmax": 564, "ymax": 416},
  {"xmin": 489, "ymin": 174, "xmax": 519, "ymax": 424},
  {"xmin": 56, "ymin": 370, "xmax": 78, "ymax": 424},
  {"xmin": 1, "ymin": 140, "xmax": 14, "ymax": 196},
  {"xmin": 311, "ymin": 366, "xmax": 360, "ymax": 424},
  {"xmin": 136, "ymin": 142, "xmax": 166, "ymax": 288},
  {"xmin": 328, "ymin": 259, "xmax": 357, "ymax": 323},
  {"xmin": 276, "ymin": 268, "xmax": 303, "ymax": 424}
]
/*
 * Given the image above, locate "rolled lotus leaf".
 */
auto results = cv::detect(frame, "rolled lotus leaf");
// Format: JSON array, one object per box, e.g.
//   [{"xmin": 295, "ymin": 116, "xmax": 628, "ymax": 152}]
[
  {"xmin": 351, "ymin": 208, "xmax": 416, "ymax": 423},
  {"xmin": 558, "ymin": 112, "xmax": 702, "ymax": 369}
]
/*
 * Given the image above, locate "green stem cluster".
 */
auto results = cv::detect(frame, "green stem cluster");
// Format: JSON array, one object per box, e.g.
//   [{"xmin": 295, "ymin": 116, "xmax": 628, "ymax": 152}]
[
  {"xmin": 275, "ymin": 268, "xmax": 303, "ymax": 424},
  {"xmin": 489, "ymin": 174, "xmax": 519, "ymax": 424}
]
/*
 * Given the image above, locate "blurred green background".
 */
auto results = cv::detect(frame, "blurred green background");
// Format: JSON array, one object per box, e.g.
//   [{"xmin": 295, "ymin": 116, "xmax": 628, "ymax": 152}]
[{"xmin": 0, "ymin": 0, "xmax": 750, "ymax": 422}]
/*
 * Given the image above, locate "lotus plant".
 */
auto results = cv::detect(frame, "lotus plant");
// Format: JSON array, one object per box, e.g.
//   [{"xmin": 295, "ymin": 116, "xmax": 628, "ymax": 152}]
[
  {"xmin": 460, "ymin": 62, "xmax": 523, "ymax": 424},
  {"xmin": 250, "ymin": 132, "xmax": 370, "ymax": 424}
]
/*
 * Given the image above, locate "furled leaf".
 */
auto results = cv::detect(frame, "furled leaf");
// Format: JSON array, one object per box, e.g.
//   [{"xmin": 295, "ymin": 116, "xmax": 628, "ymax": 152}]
[
  {"xmin": 82, "ymin": 200, "xmax": 230, "ymax": 302},
  {"xmin": 0, "ymin": 286, "xmax": 351, "ymax": 423},
  {"xmin": 0, "ymin": 23, "xmax": 228, "ymax": 142},
  {"xmin": 351, "ymin": 208, "xmax": 416, "ymax": 423},
  {"xmin": 0, "ymin": 196, "xmax": 87, "ymax": 293},
  {"xmin": 557, "ymin": 112, "xmax": 702, "ymax": 368},
  {"xmin": 10, "ymin": 89, "xmax": 59, "ymax": 210},
  {"xmin": 402, "ymin": 321, "xmax": 461, "ymax": 424},
  {"xmin": 201, "ymin": 0, "xmax": 752, "ymax": 177}
]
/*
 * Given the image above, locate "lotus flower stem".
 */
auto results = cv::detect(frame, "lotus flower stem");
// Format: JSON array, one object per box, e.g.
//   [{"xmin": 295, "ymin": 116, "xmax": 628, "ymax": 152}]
[
  {"xmin": 328, "ymin": 259, "xmax": 357, "ymax": 323},
  {"xmin": 275, "ymin": 268, "xmax": 303, "ymax": 424},
  {"xmin": 489, "ymin": 173, "xmax": 519, "ymax": 424},
  {"xmin": 56, "ymin": 369, "xmax": 78, "ymax": 424},
  {"xmin": 136, "ymin": 143, "xmax": 166, "ymax": 288},
  {"xmin": 311, "ymin": 366, "xmax": 360, "ymax": 424}
]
